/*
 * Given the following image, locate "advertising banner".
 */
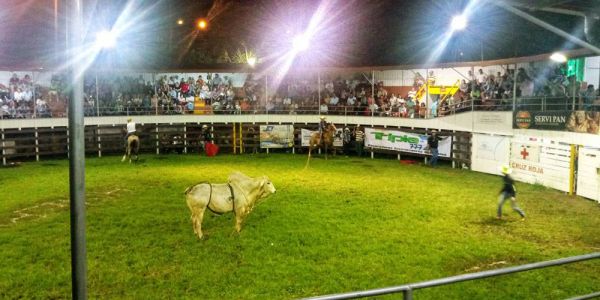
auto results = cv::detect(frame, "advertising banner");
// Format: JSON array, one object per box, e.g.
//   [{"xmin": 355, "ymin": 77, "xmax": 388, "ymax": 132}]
[
  {"xmin": 364, "ymin": 128, "xmax": 452, "ymax": 157},
  {"xmin": 509, "ymin": 138, "xmax": 572, "ymax": 193},
  {"xmin": 260, "ymin": 125, "xmax": 294, "ymax": 148},
  {"xmin": 300, "ymin": 129, "xmax": 343, "ymax": 147},
  {"xmin": 513, "ymin": 110, "xmax": 569, "ymax": 130},
  {"xmin": 513, "ymin": 110, "xmax": 600, "ymax": 134},
  {"xmin": 510, "ymin": 143, "xmax": 540, "ymax": 163}
]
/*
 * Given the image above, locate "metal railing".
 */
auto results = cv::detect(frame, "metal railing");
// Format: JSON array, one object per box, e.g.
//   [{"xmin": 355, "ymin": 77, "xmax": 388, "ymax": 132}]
[
  {"xmin": 303, "ymin": 252, "xmax": 600, "ymax": 300},
  {"xmin": 0, "ymin": 96, "xmax": 590, "ymax": 120}
]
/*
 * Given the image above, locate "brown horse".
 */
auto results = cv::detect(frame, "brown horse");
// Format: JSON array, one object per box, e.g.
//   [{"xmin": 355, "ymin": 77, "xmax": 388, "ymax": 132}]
[
  {"xmin": 122, "ymin": 135, "xmax": 139, "ymax": 163},
  {"xmin": 306, "ymin": 123, "xmax": 337, "ymax": 167}
]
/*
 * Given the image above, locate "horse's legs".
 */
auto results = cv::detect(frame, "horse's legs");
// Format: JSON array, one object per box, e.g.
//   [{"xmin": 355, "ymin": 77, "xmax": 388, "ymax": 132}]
[{"xmin": 122, "ymin": 141, "xmax": 129, "ymax": 162}]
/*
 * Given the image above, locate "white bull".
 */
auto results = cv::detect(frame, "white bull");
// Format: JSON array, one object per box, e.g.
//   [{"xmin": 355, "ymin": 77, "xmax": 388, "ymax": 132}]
[{"xmin": 185, "ymin": 172, "xmax": 276, "ymax": 239}]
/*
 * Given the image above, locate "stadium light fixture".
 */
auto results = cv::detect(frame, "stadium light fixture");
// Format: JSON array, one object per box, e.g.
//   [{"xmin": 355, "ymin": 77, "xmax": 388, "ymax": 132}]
[
  {"xmin": 292, "ymin": 33, "xmax": 310, "ymax": 52},
  {"xmin": 177, "ymin": 18, "xmax": 184, "ymax": 26},
  {"xmin": 95, "ymin": 30, "xmax": 117, "ymax": 49},
  {"xmin": 197, "ymin": 19, "xmax": 208, "ymax": 30},
  {"xmin": 451, "ymin": 14, "xmax": 467, "ymax": 31},
  {"xmin": 247, "ymin": 56, "xmax": 257, "ymax": 67},
  {"xmin": 550, "ymin": 52, "xmax": 567, "ymax": 63}
]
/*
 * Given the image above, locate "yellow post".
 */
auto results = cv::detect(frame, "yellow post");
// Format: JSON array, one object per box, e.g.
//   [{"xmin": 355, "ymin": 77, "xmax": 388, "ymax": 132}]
[
  {"xmin": 569, "ymin": 144, "xmax": 577, "ymax": 195},
  {"xmin": 233, "ymin": 123, "xmax": 237, "ymax": 154}
]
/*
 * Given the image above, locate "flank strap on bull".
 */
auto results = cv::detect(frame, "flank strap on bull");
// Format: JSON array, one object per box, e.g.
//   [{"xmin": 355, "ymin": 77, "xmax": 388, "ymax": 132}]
[{"xmin": 185, "ymin": 181, "xmax": 236, "ymax": 216}]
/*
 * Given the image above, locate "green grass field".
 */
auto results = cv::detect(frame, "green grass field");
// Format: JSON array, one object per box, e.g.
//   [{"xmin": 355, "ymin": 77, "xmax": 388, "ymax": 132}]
[{"xmin": 0, "ymin": 154, "xmax": 598, "ymax": 299}]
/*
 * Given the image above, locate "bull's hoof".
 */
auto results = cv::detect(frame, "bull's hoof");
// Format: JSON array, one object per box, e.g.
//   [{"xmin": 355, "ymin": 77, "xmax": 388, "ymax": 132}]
[{"xmin": 121, "ymin": 155, "xmax": 126, "ymax": 162}]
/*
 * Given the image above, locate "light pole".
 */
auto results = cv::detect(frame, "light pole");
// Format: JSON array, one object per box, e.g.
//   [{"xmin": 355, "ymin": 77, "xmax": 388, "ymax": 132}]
[{"xmin": 67, "ymin": 0, "xmax": 87, "ymax": 299}]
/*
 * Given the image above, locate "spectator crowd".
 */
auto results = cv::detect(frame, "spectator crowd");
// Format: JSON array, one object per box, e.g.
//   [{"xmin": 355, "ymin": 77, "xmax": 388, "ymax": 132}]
[{"xmin": 1, "ymin": 62, "xmax": 598, "ymax": 119}]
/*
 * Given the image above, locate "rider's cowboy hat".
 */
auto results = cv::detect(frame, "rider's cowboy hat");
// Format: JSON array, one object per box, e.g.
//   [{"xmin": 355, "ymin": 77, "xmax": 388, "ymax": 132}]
[
  {"xmin": 320, "ymin": 116, "xmax": 326, "ymax": 119},
  {"xmin": 127, "ymin": 118, "xmax": 132, "ymax": 122},
  {"xmin": 500, "ymin": 165, "xmax": 512, "ymax": 175},
  {"xmin": 202, "ymin": 124, "xmax": 208, "ymax": 128}
]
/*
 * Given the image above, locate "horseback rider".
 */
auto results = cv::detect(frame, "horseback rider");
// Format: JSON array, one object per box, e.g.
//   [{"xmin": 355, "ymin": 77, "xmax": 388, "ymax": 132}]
[
  {"xmin": 125, "ymin": 117, "xmax": 137, "ymax": 148},
  {"xmin": 318, "ymin": 116, "xmax": 328, "ymax": 145}
]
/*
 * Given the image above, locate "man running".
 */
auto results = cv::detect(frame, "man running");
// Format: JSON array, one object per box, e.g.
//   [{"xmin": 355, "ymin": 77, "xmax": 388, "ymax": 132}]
[{"xmin": 497, "ymin": 165, "xmax": 526, "ymax": 220}]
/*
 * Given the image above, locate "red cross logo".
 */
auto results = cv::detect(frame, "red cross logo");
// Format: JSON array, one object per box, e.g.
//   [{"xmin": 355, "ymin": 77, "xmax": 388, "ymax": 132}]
[{"xmin": 520, "ymin": 147, "xmax": 529, "ymax": 160}]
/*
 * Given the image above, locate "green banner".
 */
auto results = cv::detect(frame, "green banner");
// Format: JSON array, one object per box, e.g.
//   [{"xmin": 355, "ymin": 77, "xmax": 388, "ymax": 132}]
[{"xmin": 566, "ymin": 58, "xmax": 585, "ymax": 81}]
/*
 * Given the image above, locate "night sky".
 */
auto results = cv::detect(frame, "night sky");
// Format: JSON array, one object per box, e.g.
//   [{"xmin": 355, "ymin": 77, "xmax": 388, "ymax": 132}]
[{"xmin": 0, "ymin": 0, "xmax": 594, "ymax": 70}]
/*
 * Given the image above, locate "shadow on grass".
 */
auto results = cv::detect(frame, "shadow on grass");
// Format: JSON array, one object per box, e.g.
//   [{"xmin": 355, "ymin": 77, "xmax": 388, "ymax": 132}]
[{"xmin": 476, "ymin": 216, "xmax": 521, "ymax": 226}]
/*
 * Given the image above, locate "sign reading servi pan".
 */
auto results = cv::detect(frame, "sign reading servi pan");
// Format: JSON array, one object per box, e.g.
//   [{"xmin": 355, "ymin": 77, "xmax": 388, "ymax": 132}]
[
  {"xmin": 513, "ymin": 110, "xmax": 600, "ymax": 134},
  {"xmin": 364, "ymin": 128, "xmax": 452, "ymax": 157}
]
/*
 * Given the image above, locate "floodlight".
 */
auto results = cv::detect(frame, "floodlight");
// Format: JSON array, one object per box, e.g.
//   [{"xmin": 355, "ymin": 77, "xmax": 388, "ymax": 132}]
[
  {"xmin": 451, "ymin": 15, "xmax": 467, "ymax": 31},
  {"xmin": 550, "ymin": 52, "xmax": 567, "ymax": 63},
  {"xmin": 177, "ymin": 19, "xmax": 184, "ymax": 25},
  {"xmin": 95, "ymin": 30, "xmax": 117, "ymax": 49},
  {"xmin": 197, "ymin": 19, "xmax": 208, "ymax": 30},
  {"xmin": 292, "ymin": 34, "xmax": 309, "ymax": 52},
  {"xmin": 247, "ymin": 56, "xmax": 257, "ymax": 67}
]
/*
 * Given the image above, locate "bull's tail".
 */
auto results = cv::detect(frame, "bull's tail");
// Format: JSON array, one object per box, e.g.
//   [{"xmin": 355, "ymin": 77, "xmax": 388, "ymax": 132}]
[
  {"xmin": 184, "ymin": 186, "xmax": 194, "ymax": 195},
  {"xmin": 130, "ymin": 138, "xmax": 139, "ymax": 156}
]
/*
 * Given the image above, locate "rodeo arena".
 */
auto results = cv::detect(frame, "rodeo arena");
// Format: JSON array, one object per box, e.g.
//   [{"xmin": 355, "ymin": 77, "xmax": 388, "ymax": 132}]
[{"xmin": 2, "ymin": 0, "xmax": 600, "ymax": 299}]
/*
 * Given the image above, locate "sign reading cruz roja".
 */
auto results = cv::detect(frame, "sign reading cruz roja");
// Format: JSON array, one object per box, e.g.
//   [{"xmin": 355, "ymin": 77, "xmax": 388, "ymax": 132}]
[
  {"xmin": 511, "ymin": 162, "xmax": 544, "ymax": 174},
  {"xmin": 509, "ymin": 136, "xmax": 573, "ymax": 193}
]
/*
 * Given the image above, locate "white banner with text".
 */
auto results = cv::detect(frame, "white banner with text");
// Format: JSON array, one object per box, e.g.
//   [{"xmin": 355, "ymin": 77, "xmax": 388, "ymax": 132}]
[
  {"xmin": 260, "ymin": 125, "xmax": 294, "ymax": 148},
  {"xmin": 364, "ymin": 128, "xmax": 451, "ymax": 157},
  {"xmin": 509, "ymin": 135, "xmax": 572, "ymax": 193}
]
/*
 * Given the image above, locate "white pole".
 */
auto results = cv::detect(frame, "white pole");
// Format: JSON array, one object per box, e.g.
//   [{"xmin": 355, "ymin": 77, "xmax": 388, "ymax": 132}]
[
  {"xmin": 35, "ymin": 128, "xmax": 39, "ymax": 161},
  {"xmin": 318, "ymin": 71, "xmax": 321, "ymax": 112},
  {"xmin": 95, "ymin": 72, "xmax": 99, "ymax": 116},
  {"xmin": 32, "ymin": 71, "xmax": 37, "ymax": 118},
  {"xmin": 156, "ymin": 124, "xmax": 159, "ymax": 154},
  {"xmin": 1, "ymin": 130, "xmax": 5, "ymax": 165},
  {"xmin": 426, "ymin": 68, "xmax": 430, "ymax": 117},
  {"xmin": 513, "ymin": 63, "xmax": 518, "ymax": 111},
  {"xmin": 371, "ymin": 70, "xmax": 375, "ymax": 100},
  {"xmin": 97, "ymin": 128, "xmax": 101, "ymax": 158},
  {"xmin": 183, "ymin": 124, "xmax": 187, "ymax": 154}
]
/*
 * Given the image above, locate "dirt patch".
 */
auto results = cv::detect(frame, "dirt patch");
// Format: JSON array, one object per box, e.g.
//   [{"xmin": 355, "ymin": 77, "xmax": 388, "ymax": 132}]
[
  {"xmin": 464, "ymin": 260, "xmax": 508, "ymax": 272},
  {"xmin": 0, "ymin": 188, "xmax": 130, "ymax": 226}
]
